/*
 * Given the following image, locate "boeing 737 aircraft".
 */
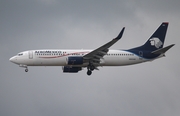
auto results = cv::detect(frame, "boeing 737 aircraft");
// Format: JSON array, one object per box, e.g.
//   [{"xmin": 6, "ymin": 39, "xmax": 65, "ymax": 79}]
[{"xmin": 10, "ymin": 22, "xmax": 174, "ymax": 75}]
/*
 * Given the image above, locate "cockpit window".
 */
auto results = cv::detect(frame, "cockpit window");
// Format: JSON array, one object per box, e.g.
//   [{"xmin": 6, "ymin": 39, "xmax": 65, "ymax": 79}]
[{"xmin": 18, "ymin": 53, "xmax": 23, "ymax": 56}]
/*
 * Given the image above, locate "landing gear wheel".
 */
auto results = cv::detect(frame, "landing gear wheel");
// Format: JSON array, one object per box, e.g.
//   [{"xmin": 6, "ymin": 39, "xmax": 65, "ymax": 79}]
[
  {"xmin": 87, "ymin": 70, "xmax": 92, "ymax": 76},
  {"xmin": 25, "ymin": 69, "xmax": 28, "ymax": 72}
]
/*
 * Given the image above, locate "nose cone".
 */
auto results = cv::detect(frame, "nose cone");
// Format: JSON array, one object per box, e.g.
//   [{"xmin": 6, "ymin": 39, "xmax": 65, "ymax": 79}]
[{"xmin": 9, "ymin": 56, "xmax": 17, "ymax": 64}]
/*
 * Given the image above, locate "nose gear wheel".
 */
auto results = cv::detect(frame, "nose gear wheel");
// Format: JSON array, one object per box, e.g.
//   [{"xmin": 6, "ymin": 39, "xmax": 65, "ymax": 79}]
[{"xmin": 25, "ymin": 68, "xmax": 28, "ymax": 72}]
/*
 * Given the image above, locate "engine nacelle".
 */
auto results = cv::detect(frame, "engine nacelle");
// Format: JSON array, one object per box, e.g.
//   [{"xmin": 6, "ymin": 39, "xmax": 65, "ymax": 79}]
[
  {"xmin": 67, "ymin": 56, "xmax": 83, "ymax": 65},
  {"xmin": 63, "ymin": 66, "xmax": 82, "ymax": 73}
]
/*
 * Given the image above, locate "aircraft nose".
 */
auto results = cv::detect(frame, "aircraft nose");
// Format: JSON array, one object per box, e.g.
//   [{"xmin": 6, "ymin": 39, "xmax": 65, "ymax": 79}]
[{"xmin": 9, "ymin": 56, "xmax": 17, "ymax": 63}]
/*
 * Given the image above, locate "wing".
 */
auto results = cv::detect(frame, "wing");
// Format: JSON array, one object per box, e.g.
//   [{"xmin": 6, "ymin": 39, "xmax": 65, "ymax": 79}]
[{"xmin": 83, "ymin": 27, "xmax": 125, "ymax": 65}]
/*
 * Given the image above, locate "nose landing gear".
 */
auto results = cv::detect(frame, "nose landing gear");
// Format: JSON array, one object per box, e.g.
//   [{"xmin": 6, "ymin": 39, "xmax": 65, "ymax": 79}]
[
  {"xmin": 19, "ymin": 64, "xmax": 28, "ymax": 72},
  {"xmin": 25, "ymin": 68, "xmax": 28, "ymax": 72}
]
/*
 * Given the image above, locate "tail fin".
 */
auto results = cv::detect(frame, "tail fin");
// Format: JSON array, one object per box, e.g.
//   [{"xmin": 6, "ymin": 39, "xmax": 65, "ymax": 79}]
[{"xmin": 138, "ymin": 22, "xmax": 169, "ymax": 51}]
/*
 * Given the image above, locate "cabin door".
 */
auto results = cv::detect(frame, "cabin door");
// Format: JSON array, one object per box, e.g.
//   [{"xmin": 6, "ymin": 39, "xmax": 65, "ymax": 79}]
[{"xmin": 29, "ymin": 51, "xmax": 33, "ymax": 59}]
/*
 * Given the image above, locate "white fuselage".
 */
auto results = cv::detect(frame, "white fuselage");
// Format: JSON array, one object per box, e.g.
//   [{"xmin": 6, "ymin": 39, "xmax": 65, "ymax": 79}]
[
  {"xmin": 9, "ymin": 49, "xmax": 154, "ymax": 67},
  {"xmin": 9, "ymin": 23, "xmax": 172, "ymax": 75}
]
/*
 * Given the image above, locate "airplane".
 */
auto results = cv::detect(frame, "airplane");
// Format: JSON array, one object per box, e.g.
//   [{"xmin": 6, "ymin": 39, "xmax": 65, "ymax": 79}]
[{"xmin": 9, "ymin": 22, "xmax": 174, "ymax": 75}]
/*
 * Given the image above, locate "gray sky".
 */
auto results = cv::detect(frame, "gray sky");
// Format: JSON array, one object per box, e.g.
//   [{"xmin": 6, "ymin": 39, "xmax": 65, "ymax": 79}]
[{"xmin": 0, "ymin": 0, "xmax": 180, "ymax": 116}]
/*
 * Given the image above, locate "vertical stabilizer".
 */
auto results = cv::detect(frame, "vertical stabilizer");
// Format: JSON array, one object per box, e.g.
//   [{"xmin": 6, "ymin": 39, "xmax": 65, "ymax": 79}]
[{"xmin": 141, "ymin": 22, "xmax": 169, "ymax": 51}]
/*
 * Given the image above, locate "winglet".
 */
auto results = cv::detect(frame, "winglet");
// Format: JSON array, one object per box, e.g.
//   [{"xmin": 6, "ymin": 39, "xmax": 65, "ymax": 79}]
[{"xmin": 114, "ymin": 27, "xmax": 125, "ymax": 40}]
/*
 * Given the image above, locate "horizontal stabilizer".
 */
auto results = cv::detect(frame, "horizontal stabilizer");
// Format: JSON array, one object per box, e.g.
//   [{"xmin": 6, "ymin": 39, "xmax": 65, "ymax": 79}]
[{"xmin": 151, "ymin": 44, "xmax": 175, "ymax": 54}]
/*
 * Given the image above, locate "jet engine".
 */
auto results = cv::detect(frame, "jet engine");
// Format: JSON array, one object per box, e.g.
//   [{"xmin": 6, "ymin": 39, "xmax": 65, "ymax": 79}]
[{"xmin": 67, "ymin": 56, "xmax": 83, "ymax": 65}]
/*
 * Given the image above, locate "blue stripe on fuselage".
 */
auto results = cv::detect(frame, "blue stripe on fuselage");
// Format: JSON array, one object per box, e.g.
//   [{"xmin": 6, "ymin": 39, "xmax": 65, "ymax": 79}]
[{"xmin": 122, "ymin": 50, "xmax": 160, "ymax": 60}]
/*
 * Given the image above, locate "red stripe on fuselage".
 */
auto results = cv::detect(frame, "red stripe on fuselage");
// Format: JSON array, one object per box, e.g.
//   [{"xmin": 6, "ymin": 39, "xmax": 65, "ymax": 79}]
[{"xmin": 38, "ymin": 51, "xmax": 89, "ymax": 59}]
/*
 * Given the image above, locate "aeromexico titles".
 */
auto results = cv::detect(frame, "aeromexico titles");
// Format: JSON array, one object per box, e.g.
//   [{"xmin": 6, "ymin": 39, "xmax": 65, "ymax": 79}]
[{"xmin": 10, "ymin": 22, "xmax": 175, "ymax": 75}]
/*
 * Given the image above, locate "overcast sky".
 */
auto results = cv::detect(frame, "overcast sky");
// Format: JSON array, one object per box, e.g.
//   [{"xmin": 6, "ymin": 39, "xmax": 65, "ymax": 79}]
[{"xmin": 0, "ymin": 0, "xmax": 180, "ymax": 116}]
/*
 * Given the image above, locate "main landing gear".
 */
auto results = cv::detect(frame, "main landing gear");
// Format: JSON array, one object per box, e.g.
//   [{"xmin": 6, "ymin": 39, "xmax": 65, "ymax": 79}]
[
  {"xmin": 87, "ymin": 63, "xmax": 95, "ymax": 76},
  {"xmin": 87, "ymin": 70, "xmax": 92, "ymax": 75}
]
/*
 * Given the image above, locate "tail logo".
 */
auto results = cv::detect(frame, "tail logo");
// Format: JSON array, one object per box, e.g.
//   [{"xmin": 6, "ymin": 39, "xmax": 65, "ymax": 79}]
[{"xmin": 149, "ymin": 38, "xmax": 163, "ymax": 48}]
